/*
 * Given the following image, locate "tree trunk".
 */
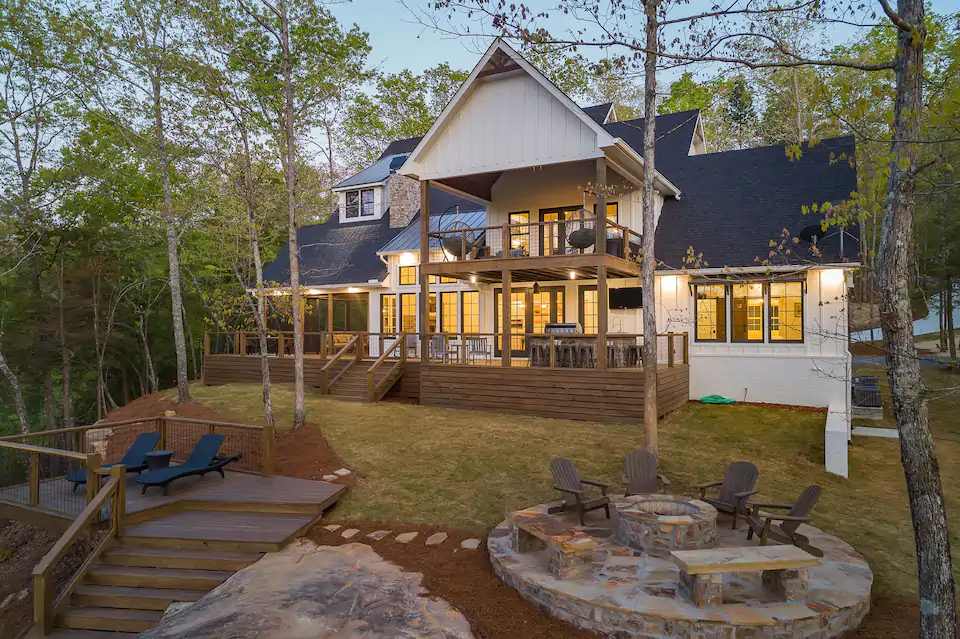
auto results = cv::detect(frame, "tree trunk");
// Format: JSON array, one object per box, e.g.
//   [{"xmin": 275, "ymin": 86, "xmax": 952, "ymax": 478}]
[
  {"xmin": 43, "ymin": 367, "xmax": 56, "ymax": 430},
  {"xmin": 280, "ymin": 0, "xmax": 305, "ymax": 430},
  {"xmin": 0, "ymin": 347, "xmax": 30, "ymax": 434},
  {"xmin": 138, "ymin": 317, "xmax": 159, "ymax": 394},
  {"xmin": 150, "ymin": 73, "xmax": 191, "ymax": 403},
  {"xmin": 940, "ymin": 288, "xmax": 947, "ymax": 351},
  {"xmin": 240, "ymin": 126, "xmax": 275, "ymax": 429},
  {"xmin": 875, "ymin": 2, "xmax": 957, "ymax": 637},
  {"xmin": 93, "ymin": 274, "xmax": 105, "ymax": 420},
  {"xmin": 183, "ymin": 304, "xmax": 198, "ymax": 381},
  {"xmin": 640, "ymin": 0, "xmax": 659, "ymax": 454},
  {"xmin": 59, "ymin": 253, "xmax": 73, "ymax": 430},
  {"xmin": 947, "ymin": 277, "xmax": 956, "ymax": 361}
]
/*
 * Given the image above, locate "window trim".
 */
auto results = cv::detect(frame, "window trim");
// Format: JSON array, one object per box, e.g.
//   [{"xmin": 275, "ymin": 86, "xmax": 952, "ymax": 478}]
[
  {"xmin": 344, "ymin": 187, "xmax": 376, "ymax": 219},
  {"xmin": 439, "ymin": 291, "xmax": 458, "ymax": 334},
  {"xmin": 507, "ymin": 211, "xmax": 530, "ymax": 257},
  {"xmin": 767, "ymin": 281, "xmax": 805, "ymax": 344},
  {"xmin": 399, "ymin": 292, "xmax": 417, "ymax": 333},
  {"xmin": 693, "ymin": 284, "xmax": 727, "ymax": 343},
  {"xmin": 578, "ymin": 285, "xmax": 598, "ymax": 335},
  {"xmin": 730, "ymin": 282, "xmax": 766, "ymax": 344},
  {"xmin": 398, "ymin": 265, "xmax": 417, "ymax": 286},
  {"xmin": 461, "ymin": 290, "xmax": 481, "ymax": 336},
  {"xmin": 380, "ymin": 293, "xmax": 398, "ymax": 334}
]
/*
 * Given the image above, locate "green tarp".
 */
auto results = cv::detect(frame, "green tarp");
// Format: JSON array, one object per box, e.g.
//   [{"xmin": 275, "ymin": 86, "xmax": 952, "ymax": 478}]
[{"xmin": 699, "ymin": 394, "xmax": 736, "ymax": 405}]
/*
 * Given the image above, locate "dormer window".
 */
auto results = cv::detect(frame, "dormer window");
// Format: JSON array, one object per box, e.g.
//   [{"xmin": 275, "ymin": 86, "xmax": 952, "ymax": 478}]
[{"xmin": 345, "ymin": 188, "xmax": 376, "ymax": 218}]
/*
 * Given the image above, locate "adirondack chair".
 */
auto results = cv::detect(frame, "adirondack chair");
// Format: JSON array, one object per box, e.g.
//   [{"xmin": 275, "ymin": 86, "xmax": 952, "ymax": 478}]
[
  {"xmin": 549, "ymin": 457, "xmax": 611, "ymax": 525},
  {"xmin": 694, "ymin": 461, "xmax": 759, "ymax": 529},
  {"xmin": 745, "ymin": 485, "xmax": 824, "ymax": 556},
  {"xmin": 622, "ymin": 450, "xmax": 670, "ymax": 496}
]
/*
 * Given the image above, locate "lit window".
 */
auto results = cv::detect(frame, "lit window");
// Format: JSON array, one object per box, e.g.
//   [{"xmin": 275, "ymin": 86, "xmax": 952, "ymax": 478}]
[
  {"xmin": 381, "ymin": 294, "xmax": 397, "ymax": 333},
  {"xmin": 398, "ymin": 266, "xmax": 416, "ymax": 286},
  {"xmin": 440, "ymin": 292, "xmax": 458, "ymax": 333},
  {"xmin": 400, "ymin": 293, "xmax": 416, "ymax": 333},
  {"xmin": 461, "ymin": 291, "xmax": 480, "ymax": 334},
  {"xmin": 695, "ymin": 285, "xmax": 726, "ymax": 341},
  {"xmin": 732, "ymin": 283, "xmax": 764, "ymax": 342},
  {"xmin": 428, "ymin": 293, "xmax": 437, "ymax": 333},
  {"xmin": 430, "ymin": 275, "xmax": 457, "ymax": 284},
  {"xmin": 508, "ymin": 212, "xmax": 530, "ymax": 256},
  {"xmin": 345, "ymin": 188, "xmax": 375, "ymax": 218},
  {"xmin": 580, "ymin": 287, "xmax": 598, "ymax": 334},
  {"xmin": 769, "ymin": 282, "xmax": 803, "ymax": 342}
]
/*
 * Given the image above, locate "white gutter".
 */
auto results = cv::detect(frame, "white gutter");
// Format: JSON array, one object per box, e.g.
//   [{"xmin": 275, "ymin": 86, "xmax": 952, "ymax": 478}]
[
  {"xmin": 656, "ymin": 263, "xmax": 860, "ymax": 276},
  {"xmin": 332, "ymin": 180, "xmax": 385, "ymax": 193},
  {"xmin": 247, "ymin": 282, "xmax": 385, "ymax": 295}
]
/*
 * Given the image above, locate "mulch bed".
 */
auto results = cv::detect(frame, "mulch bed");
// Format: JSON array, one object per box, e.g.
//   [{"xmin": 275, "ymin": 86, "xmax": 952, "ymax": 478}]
[{"xmin": 307, "ymin": 520, "xmax": 920, "ymax": 639}]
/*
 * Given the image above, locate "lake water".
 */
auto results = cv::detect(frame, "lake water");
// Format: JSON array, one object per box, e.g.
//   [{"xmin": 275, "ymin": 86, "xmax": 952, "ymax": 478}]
[{"xmin": 851, "ymin": 297, "xmax": 960, "ymax": 343}]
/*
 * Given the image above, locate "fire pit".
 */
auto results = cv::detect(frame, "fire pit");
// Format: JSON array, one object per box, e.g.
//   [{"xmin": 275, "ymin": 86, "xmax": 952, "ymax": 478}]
[{"xmin": 614, "ymin": 495, "xmax": 717, "ymax": 557}]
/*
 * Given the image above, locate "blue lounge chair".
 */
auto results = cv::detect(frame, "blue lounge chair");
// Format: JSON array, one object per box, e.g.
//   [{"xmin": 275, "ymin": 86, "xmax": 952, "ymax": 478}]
[
  {"xmin": 66, "ymin": 432, "xmax": 161, "ymax": 492},
  {"xmin": 136, "ymin": 434, "xmax": 243, "ymax": 495}
]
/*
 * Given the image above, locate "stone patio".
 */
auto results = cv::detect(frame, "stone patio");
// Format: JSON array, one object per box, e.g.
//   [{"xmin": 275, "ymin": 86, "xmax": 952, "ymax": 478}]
[{"xmin": 488, "ymin": 498, "xmax": 872, "ymax": 639}]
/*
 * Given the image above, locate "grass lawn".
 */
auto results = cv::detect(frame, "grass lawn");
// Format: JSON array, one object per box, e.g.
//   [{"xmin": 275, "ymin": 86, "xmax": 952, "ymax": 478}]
[{"xmin": 172, "ymin": 368, "xmax": 960, "ymax": 604}]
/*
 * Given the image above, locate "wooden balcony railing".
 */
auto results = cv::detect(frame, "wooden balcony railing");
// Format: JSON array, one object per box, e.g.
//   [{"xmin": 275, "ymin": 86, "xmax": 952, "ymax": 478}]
[
  {"xmin": 367, "ymin": 333, "xmax": 407, "ymax": 402},
  {"xmin": 427, "ymin": 218, "xmax": 643, "ymax": 264}
]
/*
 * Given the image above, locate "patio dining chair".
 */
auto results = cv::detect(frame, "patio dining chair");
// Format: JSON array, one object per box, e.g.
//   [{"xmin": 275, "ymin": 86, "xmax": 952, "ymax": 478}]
[
  {"xmin": 694, "ymin": 460, "xmax": 759, "ymax": 529},
  {"xmin": 466, "ymin": 337, "xmax": 491, "ymax": 364},
  {"xmin": 549, "ymin": 457, "xmax": 611, "ymax": 525}
]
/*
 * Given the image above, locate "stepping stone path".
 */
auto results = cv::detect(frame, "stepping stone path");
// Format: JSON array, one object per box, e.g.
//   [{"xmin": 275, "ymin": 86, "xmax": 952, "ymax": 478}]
[
  {"xmin": 460, "ymin": 539, "xmax": 482, "ymax": 550},
  {"xmin": 395, "ymin": 532, "xmax": 419, "ymax": 544},
  {"xmin": 324, "ymin": 524, "xmax": 342, "ymax": 532},
  {"xmin": 367, "ymin": 530, "xmax": 392, "ymax": 541},
  {"xmin": 425, "ymin": 533, "xmax": 448, "ymax": 546},
  {"xmin": 322, "ymin": 474, "xmax": 338, "ymax": 481},
  {"xmin": 341, "ymin": 528, "xmax": 360, "ymax": 539},
  {"xmin": 334, "ymin": 468, "xmax": 352, "ymax": 477}
]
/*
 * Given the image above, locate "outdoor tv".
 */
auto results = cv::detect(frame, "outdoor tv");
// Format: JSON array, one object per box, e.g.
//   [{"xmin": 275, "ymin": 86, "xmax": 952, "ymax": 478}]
[{"xmin": 609, "ymin": 287, "xmax": 642, "ymax": 309}]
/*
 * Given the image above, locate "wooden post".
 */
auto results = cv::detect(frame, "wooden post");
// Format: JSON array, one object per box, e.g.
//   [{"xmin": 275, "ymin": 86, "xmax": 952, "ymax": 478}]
[
  {"xmin": 33, "ymin": 572, "xmax": 50, "ymax": 635},
  {"xmin": 502, "ymin": 270, "xmax": 512, "ymax": 367},
  {"xmin": 233, "ymin": 331, "xmax": 240, "ymax": 355},
  {"xmin": 110, "ymin": 464, "xmax": 126, "ymax": 536},
  {"xmin": 321, "ymin": 369, "xmax": 329, "ymax": 395},
  {"xmin": 550, "ymin": 334, "xmax": 557, "ymax": 368},
  {"xmin": 502, "ymin": 223, "xmax": 510, "ymax": 257},
  {"xmin": 683, "ymin": 332, "xmax": 690, "ymax": 364},
  {"xmin": 239, "ymin": 332, "xmax": 247, "ymax": 356},
  {"xmin": 667, "ymin": 334, "xmax": 675, "ymax": 367},
  {"xmin": 326, "ymin": 294, "xmax": 333, "ymax": 333},
  {"xmin": 278, "ymin": 332, "xmax": 285, "ymax": 358},
  {"xmin": 203, "ymin": 331, "xmax": 210, "ymax": 356},
  {"xmin": 28, "ymin": 452, "xmax": 39, "ymax": 506},
  {"xmin": 596, "ymin": 157, "xmax": 607, "ymax": 253},
  {"xmin": 262, "ymin": 423, "xmax": 275, "ymax": 476},
  {"xmin": 84, "ymin": 452, "xmax": 102, "ymax": 505},
  {"xmin": 420, "ymin": 180, "xmax": 431, "ymax": 364},
  {"xmin": 157, "ymin": 417, "xmax": 167, "ymax": 450},
  {"xmin": 597, "ymin": 265, "xmax": 608, "ymax": 369}
]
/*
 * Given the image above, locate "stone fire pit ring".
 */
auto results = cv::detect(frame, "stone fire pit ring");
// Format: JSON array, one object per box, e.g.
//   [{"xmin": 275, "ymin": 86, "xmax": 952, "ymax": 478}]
[{"xmin": 614, "ymin": 494, "xmax": 717, "ymax": 557}]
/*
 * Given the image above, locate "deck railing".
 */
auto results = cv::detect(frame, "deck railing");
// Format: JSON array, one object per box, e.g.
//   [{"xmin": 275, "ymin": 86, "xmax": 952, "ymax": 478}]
[
  {"xmin": 0, "ymin": 415, "xmax": 273, "ymax": 479},
  {"xmin": 0, "ymin": 440, "xmax": 103, "ymax": 518},
  {"xmin": 32, "ymin": 464, "xmax": 126, "ymax": 635},
  {"xmin": 367, "ymin": 333, "xmax": 407, "ymax": 401},
  {"xmin": 419, "ymin": 332, "xmax": 688, "ymax": 368},
  {"xmin": 321, "ymin": 333, "xmax": 363, "ymax": 394},
  {"xmin": 207, "ymin": 330, "xmax": 368, "ymax": 358},
  {"xmin": 427, "ymin": 218, "xmax": 643, "ymax": 264}
]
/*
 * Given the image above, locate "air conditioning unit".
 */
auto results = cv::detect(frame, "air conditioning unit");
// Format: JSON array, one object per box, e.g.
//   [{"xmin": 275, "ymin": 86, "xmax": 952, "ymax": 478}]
[{"xmin": 853, "ymin": 385, "xmax": 882, "ymax": 408}]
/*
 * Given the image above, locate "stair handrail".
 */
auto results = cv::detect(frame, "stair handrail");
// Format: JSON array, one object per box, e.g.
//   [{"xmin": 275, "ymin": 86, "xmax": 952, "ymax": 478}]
[
  {"xmin": 366, "ymin": 333, "xmax": 407, "ymax": 402},
  {"xmin": 321, "ymin": 334, "xmax": 360, "ymax": 394},
  {"xmin": 32, "ymin": 464, "xmax": 126, "ymax": 636}
]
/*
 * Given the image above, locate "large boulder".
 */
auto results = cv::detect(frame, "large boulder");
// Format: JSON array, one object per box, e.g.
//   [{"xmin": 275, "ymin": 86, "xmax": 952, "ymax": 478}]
[{"xmin": 140, "ymin": 540, "xmax": 475, "ymax": 639}]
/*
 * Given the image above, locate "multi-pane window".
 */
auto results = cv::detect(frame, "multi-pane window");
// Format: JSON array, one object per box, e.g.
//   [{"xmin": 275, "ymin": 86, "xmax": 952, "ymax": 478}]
[
  {"xmin": 540, "ymin": 207, "xmax": 577, "ymax": 256},
  {"xmin": 461, "ymin": 291, "xmax": 480, "ymax": 334},
  {"xmin": 769, "ymin": 282, "xmax": 804, "ymax": 342},
  {"xmin": 732, "ymin": 283, "xmax": 764, "ymax": 342},
  {"xmin": 695, "ymin": 285, "xmax": 726, "ymax": 342},
  {"xmin": 508, "ymin": 212, "xmax": 530, "ymax": 256},
  {"xmin": 429, "ymin": 275, "xmax": 457, "ymax": 284},
  {"xmin": 428, "ymin": 293, "xmax": 437, "ymax": 333},
  {"xmin": 440, "ymin": 292, "xmax": 458, "ymax": 333},
  {"xmin": 579, "ymin": 287, "xmax": 598, "ymax": 334},
  {"xmin": 381, "ymin": 294, "xmax": 397, "ymax": 334},
  {"xmin": 400, "ymin": 293, "xmax": 417, "ymax": 333},
  {"xmin": 345, "ymin": 188, "xmax": 375, "ymax": 218},
  {"xmin": 398, "ymin": 265, "xmax": 416, "ymax": 286}
]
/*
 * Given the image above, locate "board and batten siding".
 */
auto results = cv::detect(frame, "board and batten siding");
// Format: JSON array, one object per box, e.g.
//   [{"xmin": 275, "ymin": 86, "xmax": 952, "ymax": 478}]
[{"xmin": 416, "ymin": 73, "xmax": 602, "ymax": 179}]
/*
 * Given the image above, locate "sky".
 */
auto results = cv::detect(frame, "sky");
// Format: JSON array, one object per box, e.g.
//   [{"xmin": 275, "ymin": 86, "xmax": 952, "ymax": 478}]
[{"xmin": 330, "ymin": 0, "xmax": 960, "ymax": 81}]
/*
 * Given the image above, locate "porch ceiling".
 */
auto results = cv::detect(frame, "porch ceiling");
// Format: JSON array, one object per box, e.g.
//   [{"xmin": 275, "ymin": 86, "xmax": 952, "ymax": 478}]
[{"xmin": 421, "ymin": 253, "xmax": 641, "ymax": 283}]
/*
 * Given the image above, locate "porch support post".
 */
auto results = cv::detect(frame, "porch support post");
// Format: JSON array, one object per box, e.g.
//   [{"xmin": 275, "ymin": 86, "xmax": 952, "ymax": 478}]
[
  {"xmin": 501, "ymin": 269, "xmax": 512, "ymax": 367},
  {"xmin": 595, "ymin": 157, "xmax": 607, "ymax": 251},
  {"xmin": 325, "ymin": 293, "xmax": 333, "ymax": 356},
  {"xmin": 420, "ymin": 180, "xmax": 430, "ymax": 363},
  {"xmin": 597, "ymin": 264, "xmax": 608, "ymax": 369}
]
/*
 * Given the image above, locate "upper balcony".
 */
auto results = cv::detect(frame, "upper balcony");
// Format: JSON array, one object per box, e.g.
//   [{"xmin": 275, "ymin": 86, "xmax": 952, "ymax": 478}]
[{"xmin": 422, "ymin": 213, "xmax": 643, "ymax": 282}]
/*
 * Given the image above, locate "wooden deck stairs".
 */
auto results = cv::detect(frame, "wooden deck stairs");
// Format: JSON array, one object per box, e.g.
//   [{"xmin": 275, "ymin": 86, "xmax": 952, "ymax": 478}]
[{"xmin": 325, "ymin": 362, "xmax": 402, "ymax": 402}]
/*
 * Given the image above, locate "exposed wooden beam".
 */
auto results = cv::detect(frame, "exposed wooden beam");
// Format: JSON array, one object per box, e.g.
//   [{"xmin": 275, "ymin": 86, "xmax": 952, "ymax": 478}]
[
  {"xmin": 595, "ymin": 157, "xmax": 607, "ymax": 254},
  {"xmin": 501, "ymin": 269, "xmax": 512, "ymax": 367},
  {"xmin": 597, "ymin": 264, "xmax": 608, "ymax": 370},
  {"xmin": 420, "ymin": 181, "xmax": 430, "ymax": 364}
]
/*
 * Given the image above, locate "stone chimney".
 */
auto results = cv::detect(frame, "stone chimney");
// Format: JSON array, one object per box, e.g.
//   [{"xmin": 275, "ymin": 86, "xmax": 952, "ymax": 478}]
[{"xmin": 388, "ymin": 172, "xmax": 420, "ymax": 229}]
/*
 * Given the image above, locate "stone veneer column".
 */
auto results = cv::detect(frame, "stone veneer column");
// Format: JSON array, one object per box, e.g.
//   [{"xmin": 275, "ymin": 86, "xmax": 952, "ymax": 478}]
[
  {"xmin": 763, "ymin": 568, "xmax": 810, "ymax": 601},
  {"xmin": 388, "ymin": 173, "xmax": 420, "ymax": 228},
  {"xmin": 678, "ymin": 571, "xmax": 723, "ymax": 607}
]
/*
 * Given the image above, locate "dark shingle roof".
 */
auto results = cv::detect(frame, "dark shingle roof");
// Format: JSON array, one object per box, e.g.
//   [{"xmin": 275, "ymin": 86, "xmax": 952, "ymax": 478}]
[
  {"xmin": 655, "ymin": 136, "xmax": 859, "ymax": 270},
  {"xmin": 582, "ymin": 103, "xmax": 613, "ymax": 125},
  {"xmin": 602, "ymin": 109, "xmax": 701, "ymax": 172},
  {"xmin": 378, "ymin": 137, "xmax": 422, "ymax": 160}
]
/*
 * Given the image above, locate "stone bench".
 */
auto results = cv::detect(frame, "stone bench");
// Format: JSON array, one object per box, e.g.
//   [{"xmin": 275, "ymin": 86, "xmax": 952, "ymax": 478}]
[
  {"xmin": 670, "ymin": 545, "xmax": 820, "ymax": 607},
  {"xmin": 507, "ymin": 509, "xmax": 599, "ymax": 579}
]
